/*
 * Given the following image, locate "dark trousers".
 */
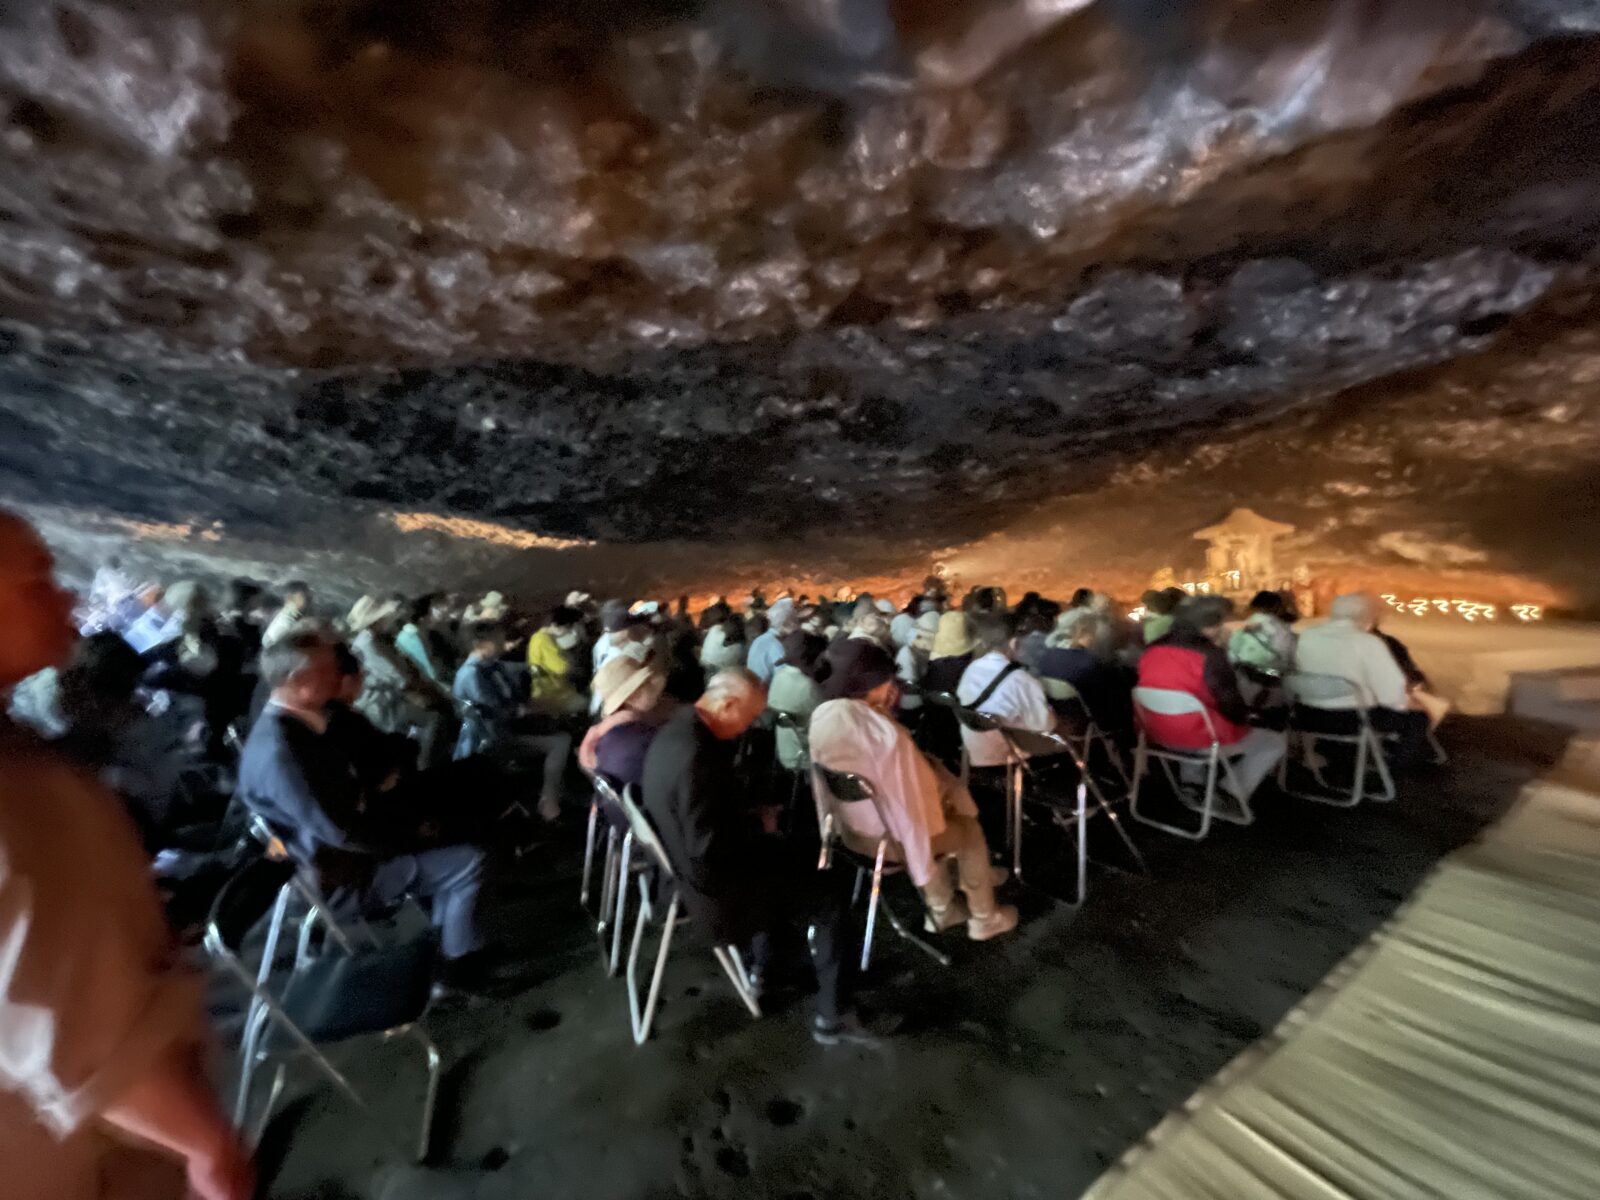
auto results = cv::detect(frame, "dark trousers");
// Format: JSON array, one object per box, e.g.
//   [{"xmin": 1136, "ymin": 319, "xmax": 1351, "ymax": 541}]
[
  {"xmin": 807, "ymin": 864, "xmax": 862, "ymax": 1026},
  {"xmin": 366, "ymin": 844, "xmax": 486, "ymax": 959},
  {"xmin": 1292, "ymin": 705, "xmax": 1430, "ymax": 769}
]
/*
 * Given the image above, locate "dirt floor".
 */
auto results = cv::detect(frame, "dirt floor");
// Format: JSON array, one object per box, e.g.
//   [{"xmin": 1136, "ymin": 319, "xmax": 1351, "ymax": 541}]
[{"xmin": 249, "ymin": 717, "xmax": 1571, "ymax": 1200}]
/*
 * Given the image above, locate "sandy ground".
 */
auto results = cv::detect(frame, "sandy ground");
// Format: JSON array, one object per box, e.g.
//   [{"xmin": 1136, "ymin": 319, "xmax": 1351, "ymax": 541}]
[{"xmin": 248, "ymin": 717, "xmax": 1569, "ymax": 1200}]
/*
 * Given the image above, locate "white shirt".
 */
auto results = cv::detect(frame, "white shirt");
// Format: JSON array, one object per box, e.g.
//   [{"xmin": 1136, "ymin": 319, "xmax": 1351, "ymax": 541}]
[
  {"xmin": 262, "ymin": 605, "xmax": 305, "ymax": 649},
  {"xmin": 808, "ymin": 699, "xmax": 956, "ymax": 886},
  {"xmin": 768, "ymin": 665, "xmax": 822, "ymax": 769},
  {"xmin": 956, "ymin": 651, "xmax": 1055, "ymax": 767},
  {"xmin": 1293, "ymin": 619, "xmax": 1409, "ymax": 711}
]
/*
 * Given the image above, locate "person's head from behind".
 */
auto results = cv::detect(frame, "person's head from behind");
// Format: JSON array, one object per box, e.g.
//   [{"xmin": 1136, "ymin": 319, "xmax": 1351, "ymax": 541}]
[
  {"xmin": 697, "ymin": 668, "xmax": 766, "ymax": 739},
  {"xmin": 781, "ymin": 630, "xmax": 827, "ymax": 676},
  {"xmin": 820, "ymin": 637, "xmax": 899, "ymax": 712},
  {"xmin": 1174, "ymin": 595, "xmax": 1234, "ymax": 644},
  {"xmin": 1249, "ymin": 590, "xmax": 1288, "ymax": 620},
  {"xmin": 1072, "ymin": 613, "xmax": 1109, "ymax": 652},
  {"xmin": 594, "ymin": 647, "xmax": 667, "ymax": 718},
  {"xmin": 0, "ymin": 510, "xmax": 76, "ymax": 687},
  {"xmin": 282, "ymin": 581, "xmax": 311, "ymax": 614},
  {"xmin": 330, "ymin": 641, "xmax": 365, "ymax": 706},
  {"xmin": 969, "ymin": 610, "xmax": 1019, "ymax": 659},
  {"xmin": 1068, "ymin": 587, "xmax": 1093, "ymax": 610},
  {"xmin": 1147, "ymin": 588, "xmax": 1183, "ymax": 616},
  {"xmin": 225, "ymin": 577, "xmax": 261, "ymax": 615},
  {"xmin": 469, "ymin": 621, "xmax": 505, "ymax": 659},
  {"xmin": 58, "ymin": 631, "xmax": 143, "ymax": 721},
  {"xmin": 263, "ymin": 631, "xmax": 340, "ymax": 710},
  {"xmin": 1330, "ymin": 592, "xmax": 1379, "ymax": 632},
  {"xmin": 719, "ymin": 615, "xmax": 746, "ymax": 644}
]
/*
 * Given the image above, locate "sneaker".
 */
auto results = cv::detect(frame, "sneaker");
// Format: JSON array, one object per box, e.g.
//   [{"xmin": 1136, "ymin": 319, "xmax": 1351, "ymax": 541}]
[
  {"xmin": 967, "ymin": 905, "xmax": 1020, "ymax": 942},
  {"xmin": 812, "ymin": 1011, "xmax": 896, "ymax": 1048},
  {"xmin": 924, "ymin": 897, "xmax": 970, "ymax": 933}
]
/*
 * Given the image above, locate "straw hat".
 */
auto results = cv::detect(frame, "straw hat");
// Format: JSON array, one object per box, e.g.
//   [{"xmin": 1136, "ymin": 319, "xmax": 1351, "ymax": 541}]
[{"xmin": 591, "ymin": 646, "xmax": 662, "ymax": 717}]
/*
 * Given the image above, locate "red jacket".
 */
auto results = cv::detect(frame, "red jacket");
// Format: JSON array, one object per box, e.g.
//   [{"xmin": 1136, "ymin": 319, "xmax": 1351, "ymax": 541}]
[{"xmin": 1136, "ymin": 630, "xmax": 1252, "ymax": 749}]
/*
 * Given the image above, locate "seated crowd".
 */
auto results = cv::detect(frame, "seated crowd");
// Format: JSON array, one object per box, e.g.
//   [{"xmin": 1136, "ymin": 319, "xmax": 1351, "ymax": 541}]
[{"xmin": 5, "ymin": 531, "xmax": 1455, "ymax": 1075}]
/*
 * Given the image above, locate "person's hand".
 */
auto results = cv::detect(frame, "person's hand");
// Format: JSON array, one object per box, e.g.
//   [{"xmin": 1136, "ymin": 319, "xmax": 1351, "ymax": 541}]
[{"xmin": 187, "ymin": 1130, "xmax": 254, "ymax": 1200}]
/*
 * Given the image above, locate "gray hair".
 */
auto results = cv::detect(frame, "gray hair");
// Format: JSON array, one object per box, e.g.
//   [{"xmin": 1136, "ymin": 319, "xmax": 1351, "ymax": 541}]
[
  {"xmin": 1329, "ymin": 592, "xmax": 1376, "ymax": 626},
  {"xmin": 261, "ymin": 630, "xmax": 332, "ymax": 689},
  {"xmin": 702, "ymin": 667, "xmax": 764, "ymax": 709}
]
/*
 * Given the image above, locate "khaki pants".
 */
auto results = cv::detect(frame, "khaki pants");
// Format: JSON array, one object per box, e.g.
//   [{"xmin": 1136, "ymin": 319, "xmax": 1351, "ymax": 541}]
[{"xmin": 923, "ymin": 814, "xmax": 1000, "ymax": 918}]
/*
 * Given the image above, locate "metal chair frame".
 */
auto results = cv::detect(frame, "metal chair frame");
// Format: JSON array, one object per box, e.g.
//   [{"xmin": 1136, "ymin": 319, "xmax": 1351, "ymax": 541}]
[
  {"xmin": 811, "ymin": 763, "xmax": 953, "ymax": 972},
  {"xmin": 1129, "ymin": 687, "xmax": 1258, "ymax": 840},
  {"xmin": 614, "ymin": 787, "xmax": 761, "ymax": 1044},
  {"xmin": 1279, "ymin": 673, "xmax": 1397, "ymax": 807},
  {"xmin": 205, "ymin": 859, "xmax": 441, "ymax": 1161},
  {"xmin": 770, "ymin": 709, "xmax": 812, "ymax": 832}
]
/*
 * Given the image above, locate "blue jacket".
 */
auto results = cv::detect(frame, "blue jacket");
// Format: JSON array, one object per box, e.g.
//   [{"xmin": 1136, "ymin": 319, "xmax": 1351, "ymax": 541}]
[
  {"xmin": 237, "ymin": 707, "xmax": 369, "ymax": 862},
  {"xmin": 452, "ymin": 656, "xmax": 524, "ymax": 758}
]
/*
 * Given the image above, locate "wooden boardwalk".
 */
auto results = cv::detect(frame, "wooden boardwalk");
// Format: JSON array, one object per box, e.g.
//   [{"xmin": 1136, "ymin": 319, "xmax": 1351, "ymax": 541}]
[{"xmin": 1084, "ymin": 739, "xmax": 1600, "ymax": 1200}]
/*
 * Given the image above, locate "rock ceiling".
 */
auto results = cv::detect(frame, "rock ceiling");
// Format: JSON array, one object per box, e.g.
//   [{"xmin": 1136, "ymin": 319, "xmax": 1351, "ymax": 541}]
[{"xmin": 2, "ymin": 1, "xmax": 1600, "ymax": 575}]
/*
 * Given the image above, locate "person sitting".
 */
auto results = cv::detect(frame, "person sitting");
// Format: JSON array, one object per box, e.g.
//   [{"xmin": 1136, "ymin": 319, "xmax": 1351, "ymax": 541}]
[
  {"xmin": 955, "ymin": 612, "xmax": 1057, "ymax": 769},
  {"xmin": 768, "ymin": 631, "xmax": 826, "ymax": 770},
  {"xmin": 237, "ymin": 632, "xmax": 490, "ymax": 975},
  {"xmin": 746, "ymin": 597, "xmax": 799, "ymax": 684},
  {"xmin": 453, "ymin": 622, "xmax": 572, "ymax": 821},
  {"xmin": 640, "ymin": 669, "xmax": 772, "ymax": 953},
  {"xmin": 592, "ymin": 599, "xmax": 638, "ymax": 677},
  {"xmin": 325, "ymin": 642, "xmax": 418, "ymax": 809},
  {"xmin": 808, "ymin": 640, "xmax": 1018, "ymax": 941},
  {"xmin": 699, "ymin": 615, "xmax": 748, "ymax": 677},
  {"xmin": 54, "ymin": 631, "xmax": 197, "ymax": 852},
  {"xmin": 395, "ymin": 595, "xmax": 447, "ymax": 687},
  {"xmin": 1141, "ymin": 587, "xmax": 1185, "ymax": 645},
  {"xmin": 349, "ymin": 595, "xmax": 456, "ymax": 771},
  {"xmin": 924, "ymin": 610, "xmax": 975, "ymax": 696},
  {"xmin": 1293, "ymin": 593, "xmax": 1431, "ymax": 766},
  {"xmin": 1375, "ymin": 621, "xmax": 1451, "ymax": 734},
  {"xmin": 1014, "ymin": 603, "xmax": 1057, "ymax": 673},
  {"xmin": 1036, "ymin": 613, "xmax": 1134, "ymax": 733},
  {"xmin": 262, "ymin": 580, "xmax": 312, "ymax": 649},
  {"xmin": 1229, "ymin": 590, "xmax": 1297, "ymax": 681},
  {"xmin": 895, "ymin": 611, "xmax": 940, "ymax": 712},
  {"xmin": 579, "ymin": 646, "xmax": 672, "ymax": 794},
  {"xmin": 525, "ymin": 604, "xmax": 588, "ymax": 715},
  {"xmin": 1136, "ymin": 596, "xmax": 1286, "ymax": 803}
]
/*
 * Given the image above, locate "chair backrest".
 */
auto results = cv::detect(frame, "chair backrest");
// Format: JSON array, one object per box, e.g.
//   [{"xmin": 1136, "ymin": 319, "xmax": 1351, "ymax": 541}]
[
  {"xmin": 1132, "ymin": 686, "xmax": 1223, "ymax": 747},
  {"xmin": 616, "ymin": 784, "xmax": 675, "ymax": 879},
  {"xmin": 206, "ymin": 854, "xmax": 296, "ymax": 956},
  {"xmin": 1284, "ymin": 671, "xmax": 1371, "ymax": 711},
  {"xmin": 1002, "ymin": 726, "xmax": 1075, "ymax": 762},
  {"xmin": 593, "ymin": 773, "xmax": 624, "ymax": 811},
  {"xmin": 1041, "ymin": 676, "xmax": 1079, "ymax": 703},
  {"xmin": 812, "ymin": 763, "xmax": 876, "ymax": 805},
  {"xmin": 922, "ymin": 690, "xmax": 960, "ymax": 709},
  {"xmin": 953, "ymin": 706, "xmax": 1002, "ymax": 733}
]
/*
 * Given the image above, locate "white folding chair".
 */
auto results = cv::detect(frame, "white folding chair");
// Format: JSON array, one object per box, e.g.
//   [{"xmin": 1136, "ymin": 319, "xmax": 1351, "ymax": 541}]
[
  {"xmin": 1280, "ymin": 673, "xmax": 1397, "ymax": 806},
  {"xmin": 812, "ymin": 763, "xmax": 953, "ymax": 972},
  {"xmin": 589, "ymin": 776, "xmax": 648, "ymax": 976},
  {"xmin": 1129, "ymin": 687, "xmax": 1258, "ymax": 840},
  {"xmin": 615, "ymin": 787, "xmax": 762, "ymax": 1045}
]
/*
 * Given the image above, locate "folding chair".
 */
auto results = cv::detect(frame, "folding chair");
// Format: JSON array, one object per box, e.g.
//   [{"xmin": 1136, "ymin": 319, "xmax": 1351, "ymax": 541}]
[
  {"xmin": 590, "ymin": 776, "xmax": 648, "ymax": 976},
  {"xmin": 770, "ymin": 709, "xmax": 812, "ymax": 829},
  {"xmin": 1280, "ymin": 673, "xmax": 1397, "ymax": 807},
  {"xmin": 1129, "ymin": 687, "xmax": 1258, "ymax": 840},
  {"xmin": 811, "ymin": 763, "xmax": 954, "ymax": 972},
  {"xmin": 1039, "ymin": 680, "xmax": 1146, "ymax": 875},
  {"xmin": 615, "ymin": 787, "xmax": 762, "ymax": 1045},
  {"xmin": 205, "ymin": 856, "xmax": 442, "ymax": 1160}
]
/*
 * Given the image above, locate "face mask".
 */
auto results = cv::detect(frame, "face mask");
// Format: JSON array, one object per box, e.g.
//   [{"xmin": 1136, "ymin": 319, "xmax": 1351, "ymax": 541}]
[{"xmin": 554, "ymin": 628, "xmax": 580, "ymax": 650}]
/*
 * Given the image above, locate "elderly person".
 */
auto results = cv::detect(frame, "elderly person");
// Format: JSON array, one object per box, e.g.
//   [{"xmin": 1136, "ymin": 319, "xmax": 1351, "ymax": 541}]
[
  {"xmin": 1293, "ymin": 593, "xmax": 1432, "ymax": 766},
  {"xmin": 955, "ymin": 612, "xmax": 1057, "ymax": 769},
  {"xmin": 1037, "ymin": 613, "xmax": 1133, "ymax": 733},
  {"xmin": 0, "ymin": 510, "xmax": 253, "ymax": 1200},
  {"xmin": 580, "ymin": 645, "xmax": 672, "ymax": 792},
  {"xmin": 1229, "ymin": 591, "xmax": 1297, "ymax": 678},
  {"xmin": 924, "ymin": 610, "xmax": 975, "ymax": 695},
  {"xmin": 768, "ymin": 631, "xmax": 826, "ymax": 771},
  {"xmin": 746, "ymin": 597, "xmax": 799, "ymax": 684},
  {"xmin": 1137, "ymin": 596, "xmax": 1286, "ymax": 804},
  {"xmin": 350, "ymin": 595, "xmax": 455, "ymax": 770},
  {"xmin": 809, "ymin": 640, "xmax": 1018, "ymax": 941},
  {"xmin": 453, "ymin": 623, "xmax": 572, "ymax": 821}
]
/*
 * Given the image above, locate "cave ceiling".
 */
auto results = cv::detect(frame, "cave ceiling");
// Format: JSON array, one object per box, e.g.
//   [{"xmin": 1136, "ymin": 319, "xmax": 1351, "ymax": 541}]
[{"xmin": 3, "ymin": 0, "xmax": 1600, "ymax": 554}]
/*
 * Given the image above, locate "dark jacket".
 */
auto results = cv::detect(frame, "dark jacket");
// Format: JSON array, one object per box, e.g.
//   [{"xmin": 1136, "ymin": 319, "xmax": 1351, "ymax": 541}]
[
  {"xmin": 237, "ymin": 706, "xmax": 375, "ymax": 864},
  {"xmin": 640, "ymin": 707, "xmax": 764, "ymax": 943},
  {"xmin": 1036, "ymin": 646, "xmax": 1134, "ymax": 732}
]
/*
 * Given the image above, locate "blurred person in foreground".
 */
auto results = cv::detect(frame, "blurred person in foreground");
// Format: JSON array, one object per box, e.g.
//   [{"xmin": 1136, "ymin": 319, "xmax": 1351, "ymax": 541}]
[{"xmin": 0, "ymin": 510, "xmax": 252, "ymax": 1200}]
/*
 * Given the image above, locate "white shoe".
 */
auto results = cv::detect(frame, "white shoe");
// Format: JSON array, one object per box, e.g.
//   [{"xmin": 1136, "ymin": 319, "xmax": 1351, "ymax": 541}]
[
  {"xmin": 967, "ymin": 905, "xmax": 1019, "ymax": 942},
  {"xmin": 924, "ymin": 898, "xmax": 970, "ymax": 933}
]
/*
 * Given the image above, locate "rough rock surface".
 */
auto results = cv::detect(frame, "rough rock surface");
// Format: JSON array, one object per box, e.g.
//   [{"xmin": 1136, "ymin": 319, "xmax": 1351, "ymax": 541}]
[{"xmin": 2, "ymin": 1, "xmax": 1600, "ymax": 591}]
